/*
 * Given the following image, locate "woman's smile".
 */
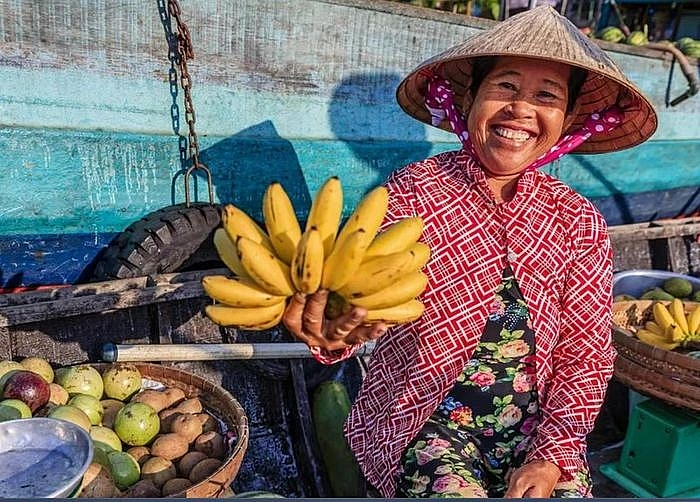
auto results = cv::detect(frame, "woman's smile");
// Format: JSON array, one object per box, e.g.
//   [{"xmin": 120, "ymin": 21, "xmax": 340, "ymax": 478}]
[{"xmin": 492, "ymin": 126, "xmax": 533, "ymax": 144}]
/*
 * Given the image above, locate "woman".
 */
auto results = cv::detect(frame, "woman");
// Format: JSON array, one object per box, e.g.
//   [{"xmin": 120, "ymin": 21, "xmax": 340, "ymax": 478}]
[{"xmin": 283, "ymin": 5, "xmax": 657, "ymax": 498}]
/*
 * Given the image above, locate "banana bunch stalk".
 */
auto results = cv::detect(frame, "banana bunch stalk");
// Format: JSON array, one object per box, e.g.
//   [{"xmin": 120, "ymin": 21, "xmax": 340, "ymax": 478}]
[
  {"xmin": 636, "ymin": 299, "xmax": 700, "ymax": 350},
  {"xmin": 204, "ymin": 177, "xmax": 431, "ymax": 329}
]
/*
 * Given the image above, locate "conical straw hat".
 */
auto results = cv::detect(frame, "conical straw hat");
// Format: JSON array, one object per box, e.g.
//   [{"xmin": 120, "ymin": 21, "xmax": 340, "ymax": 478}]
[{"xmin": 396, "ymin": 5, "xmax": 657, "ymax": 154}]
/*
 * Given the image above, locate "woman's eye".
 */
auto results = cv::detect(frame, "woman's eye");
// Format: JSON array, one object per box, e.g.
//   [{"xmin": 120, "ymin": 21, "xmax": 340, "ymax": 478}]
[
  {"xmin": 538, "ymin": 90, "xmax": 565, "ymax": 102},
  {"xmin": 498, "ymin": 81, "xmax": 517, "ymax": 90}
]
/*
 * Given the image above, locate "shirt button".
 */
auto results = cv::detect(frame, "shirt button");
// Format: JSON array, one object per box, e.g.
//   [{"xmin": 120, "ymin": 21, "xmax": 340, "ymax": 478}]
[{"xmin": 507, "ymin": 251, "xmax": 517, "ymax": 262}]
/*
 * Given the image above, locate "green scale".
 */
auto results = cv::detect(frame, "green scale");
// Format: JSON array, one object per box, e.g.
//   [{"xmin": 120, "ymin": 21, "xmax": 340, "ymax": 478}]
[{"xmin": 601, "ymin": 398, "xmax": 700, "ymax": 498}]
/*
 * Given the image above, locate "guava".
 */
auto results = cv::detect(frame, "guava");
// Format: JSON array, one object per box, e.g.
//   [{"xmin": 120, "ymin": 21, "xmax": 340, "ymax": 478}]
[
  {"xmin": 68, "ymin": 393, "xmax": 104, "ymax": 425},
  {"xmin": 19, "ymin": 356, "xmax": 55, "ymax": 384},
  {"xmin": 54, "ymin": 365, "xmax": 104, "ymax": 400},
  {"xmin": 0, "ymin": 398, "xmax": 32, "ymax": 420},
  {"xmin": 0, "ymin": 362, "xmax": 23, "ymax": 394},
  {"xmin": 107, "ymin": 450, "xmax": 141, "ymax": 490},
  {"xmin": 102, "ymin": 364, "xmax": 142, "ymax": 401},
  {"xmin": 0, "ymin": 360, "xmax": 23, "ymax": 381},
  {"xmin": 90, "ymin": 425, "xmax": 123, "ymax": 453},
  {"xmin": 113, "ymin": 402, "xmax": 160, "ymax": 446},
  {"xmin": 47, "ymin": 404, "xmax": 92, "ymax": 432}
]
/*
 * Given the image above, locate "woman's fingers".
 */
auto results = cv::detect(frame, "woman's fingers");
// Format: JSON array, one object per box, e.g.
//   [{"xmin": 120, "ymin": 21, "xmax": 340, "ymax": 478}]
[
  {"xmin": 281, "ymin": 292, "xmax": 308, "ymax": 337},
  {"xmin": 326, "ymin": 306, "xmax": 367, "ymax": 340},
  {"xmin": 300, "ymin": 289, "xmax": 329, "ymax": 333},
  {"xmin": 282, "ymin": 291, "xmax": 389, "ymax": 351}
]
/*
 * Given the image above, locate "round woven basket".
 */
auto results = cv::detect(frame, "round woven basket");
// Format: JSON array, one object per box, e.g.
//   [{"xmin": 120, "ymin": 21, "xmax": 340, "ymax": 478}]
[
  {"xmin": 612, "ymin": 300, "xmax": 700, "ymax": 411},
  {"xmin": 92, "ymin": 362, "xmax": 249, "ymax": 498}
]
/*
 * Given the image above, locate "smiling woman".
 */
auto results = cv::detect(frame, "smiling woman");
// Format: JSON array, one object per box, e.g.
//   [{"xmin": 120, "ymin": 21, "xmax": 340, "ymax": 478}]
[{"xmin": 280, "ymin": 5, "xmax": 658, "ymax": 499}]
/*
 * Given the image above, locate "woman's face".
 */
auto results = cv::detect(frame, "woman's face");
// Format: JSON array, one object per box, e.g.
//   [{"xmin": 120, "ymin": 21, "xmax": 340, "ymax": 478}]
[{"xmin": 467, "ymin": 56, "xmax": 575, "ymax": 176}]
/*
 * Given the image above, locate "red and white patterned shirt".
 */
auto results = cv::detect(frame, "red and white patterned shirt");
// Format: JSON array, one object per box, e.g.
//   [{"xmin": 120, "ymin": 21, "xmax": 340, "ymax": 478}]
[{"xmin": 315, "ymin": 149, "xmax": 615, "ymax": 497}]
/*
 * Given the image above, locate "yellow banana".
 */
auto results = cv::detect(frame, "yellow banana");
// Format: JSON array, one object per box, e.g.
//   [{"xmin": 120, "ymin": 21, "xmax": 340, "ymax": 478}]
[
  {"xmin": 644, "ymin": 320, "xmax": 665, "ymax": 337},
  {"xmin": 222, "ymin": 204, "xmax": 274, "ymax": 252},
  {"xmin": 404, "ymin": 241, "xmax": 432, "ymax": 270},
  {"xmin": 364, "ymin": 217, "xmax": 424, "ymax": 259},
  {"xmin": 290, "ymin": 226, "xmax": 325, "ymax": 294},
  {"xmin": 635, "ymin": 328, "xmax": 680, "ymax": 351},
  {"xmin": 305, "ymin": 176, "xmax": 344, "ymax": 257},
  {"xmin": 201, "ymin": 275, "xmax": 286, "ymax": 308},
  {"xmin": 687, "ymin": 305, "xmax": 700, "ymax": 339},
  {"xmin": 263, "ymin": 182, "xmax": 302, "ymax": 264},
  {"xmin": 669, "ymin": 298, "xmax": 690, "ymax": 336},
  {"xmin": 205, "ymin": 301, "xmax": 287, "ymax": 330},
  {"xmin": 334, "ymin": 186, "xmax": 389, "ymax": 252},
  {"xmin": 666, "ymin": 323, "xmax": 686, "ymax": 343},
  {"xmin": 320, "ymin": 228, "xmax": 373, "ymax": 291},
  {"xmin": 364, "ymin": 299, "xmax": 425, "ymax": 325},
  {"xmin": 653, "ymin": 302, "xmax": 677, "ymax": 333},
  {"xmin": 337, "ymin": 246, "xmax": 426, "ymax": 298},
  {"xmin": 346, "ymin": 271, "xmax": 429, "ymax": 310},
  {"xmin": 236, "ymin": 236, "xmax": 295, "ymax": 297},
  {"xmin": 213, "ymin": 228, "xmax": 250, "ymax": 278}
]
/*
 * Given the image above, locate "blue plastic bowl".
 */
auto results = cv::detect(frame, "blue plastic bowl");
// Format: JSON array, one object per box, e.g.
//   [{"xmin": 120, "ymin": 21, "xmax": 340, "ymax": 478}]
[{"xmin": 612, "ymin": 270, "xmax": 700, "ymax": 299}]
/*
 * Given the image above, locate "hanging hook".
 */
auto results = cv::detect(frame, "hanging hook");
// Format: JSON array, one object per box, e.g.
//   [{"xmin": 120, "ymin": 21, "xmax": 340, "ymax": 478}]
[{"xmin": 184, "ymin": 160, "xmax": 215, "ymax": 207}]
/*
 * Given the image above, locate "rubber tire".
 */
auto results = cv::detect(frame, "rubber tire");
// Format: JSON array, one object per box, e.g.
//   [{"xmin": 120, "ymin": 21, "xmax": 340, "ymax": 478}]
[
  {"xmin": 83, "ymin": 203, "xmax": 223, "ymax": 282},
  {"xmin": 79, "ymin": 203, "xmax": 354, "ymax": 384}
]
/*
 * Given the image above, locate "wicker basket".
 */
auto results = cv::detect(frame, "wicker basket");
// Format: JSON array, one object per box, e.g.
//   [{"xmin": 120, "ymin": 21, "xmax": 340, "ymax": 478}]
[
  {"xmin": 92, "ymin": 362, "xmax": 249, "ymax": 498},
  {"xmin": 612, "ymin": 300, "xmax": 700, "ymax": 411}
]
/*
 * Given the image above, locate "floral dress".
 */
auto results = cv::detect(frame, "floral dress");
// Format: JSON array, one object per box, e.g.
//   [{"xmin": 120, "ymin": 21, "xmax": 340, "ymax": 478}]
[{"xmin": 395, "ymin": 267, "xmax": 591, "ymax": 498}]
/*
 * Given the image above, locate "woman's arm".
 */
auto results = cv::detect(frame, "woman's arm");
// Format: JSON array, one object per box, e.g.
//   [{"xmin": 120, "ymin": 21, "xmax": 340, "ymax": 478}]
[{"xmin": 525, "ymin": 209, "xmax": 616, "ymax": 479}]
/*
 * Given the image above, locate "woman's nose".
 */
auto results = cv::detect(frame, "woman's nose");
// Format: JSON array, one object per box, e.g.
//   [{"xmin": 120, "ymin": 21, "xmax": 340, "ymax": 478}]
[{"xmin": 504, "ymin": 100, "xmax": 534, "ymax": 118}]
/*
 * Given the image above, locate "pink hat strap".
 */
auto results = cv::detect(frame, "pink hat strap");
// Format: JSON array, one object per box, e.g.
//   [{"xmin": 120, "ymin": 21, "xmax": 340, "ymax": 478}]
[{"xmin": 424, "ymin": 72, "xmax": 624, "ymax": 171}]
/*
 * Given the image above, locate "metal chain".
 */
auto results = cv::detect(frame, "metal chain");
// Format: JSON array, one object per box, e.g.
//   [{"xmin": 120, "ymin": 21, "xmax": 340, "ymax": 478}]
[{"xmin": 165, "ymin": 0, "xmax": 214, "ymax": 206}]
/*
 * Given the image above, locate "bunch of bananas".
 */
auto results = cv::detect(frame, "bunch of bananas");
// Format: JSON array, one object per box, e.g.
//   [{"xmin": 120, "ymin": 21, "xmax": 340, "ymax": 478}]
[
  {"xmin": 634, "ymin": 299, "xmax": 700, "ymax": 350},
  {"xmin": 203, "ymin": 177, "xmax": 430, "ymax": 330}
]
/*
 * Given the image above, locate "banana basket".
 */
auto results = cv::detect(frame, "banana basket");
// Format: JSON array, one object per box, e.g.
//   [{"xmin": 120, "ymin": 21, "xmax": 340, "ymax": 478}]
[{"xmin": 612, "ymin": 300, "xmax": 700, "ymax": 411}]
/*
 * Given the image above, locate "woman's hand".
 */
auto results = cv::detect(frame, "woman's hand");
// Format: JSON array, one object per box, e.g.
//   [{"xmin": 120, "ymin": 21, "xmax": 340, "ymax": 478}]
[
  {"xmin": 282, "ymin": 290, "xmax": 387, "ymax": 351},
  {"xmin": 504, "ymin": 459, "xmax": 561, "ymax": 498}
]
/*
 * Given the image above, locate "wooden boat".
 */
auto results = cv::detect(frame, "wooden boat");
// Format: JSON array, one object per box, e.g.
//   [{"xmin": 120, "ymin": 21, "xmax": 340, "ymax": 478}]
[
  {"xmin": 0, "ymin": 1, "xmax": 698, "ymax": 496},
  {"xmin": 0, "ymin": 0, "xmax": 698, "ymax": 288},
  {"xmin": 2, "ymin": 216, "xmax": 699, "ymax": 497}
]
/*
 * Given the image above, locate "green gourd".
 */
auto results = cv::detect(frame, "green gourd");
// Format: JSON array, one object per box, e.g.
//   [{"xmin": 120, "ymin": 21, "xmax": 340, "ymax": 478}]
[{"xmin": 312, "ymin": 380, "xmax": 365, "ymax": 497}]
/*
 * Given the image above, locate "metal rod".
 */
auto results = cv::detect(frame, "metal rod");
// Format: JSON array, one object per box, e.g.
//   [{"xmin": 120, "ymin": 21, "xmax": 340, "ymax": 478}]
[{"xmin": 102, "ymin": 342, "xmax": 376, "ymax": 362}]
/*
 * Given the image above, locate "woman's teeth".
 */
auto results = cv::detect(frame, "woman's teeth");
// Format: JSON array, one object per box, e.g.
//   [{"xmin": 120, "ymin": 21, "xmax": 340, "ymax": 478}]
[{"xmin": 494, "ymin": 127, "xmax": 531, "ymax": 142}]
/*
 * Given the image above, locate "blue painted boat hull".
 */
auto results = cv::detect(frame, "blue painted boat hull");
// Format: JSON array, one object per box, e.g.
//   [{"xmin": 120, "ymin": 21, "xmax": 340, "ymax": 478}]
[{"xmin": 0, "ymin": 0, "xmax": 698, "ymax": 287}]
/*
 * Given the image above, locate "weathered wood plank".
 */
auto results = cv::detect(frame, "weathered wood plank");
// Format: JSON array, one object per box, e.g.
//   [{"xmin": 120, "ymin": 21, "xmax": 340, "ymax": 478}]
[
  {"xmin": 609, "ymin": 218, "xmax": 700, "ymax": 243},
  {"xmin": 0, "ymin": 277, "xmax": 148, "ymax": 308},
  {"xmin": 4, "ymin": 307, "xmax": 153, "ymax": 365},
  {"xmin": 0, "ymin": 269, "xmax": 227, "ymax": 327},
  {"xmin": 609, "ymin": 217, "xmax": 700, "ymax": 273}
]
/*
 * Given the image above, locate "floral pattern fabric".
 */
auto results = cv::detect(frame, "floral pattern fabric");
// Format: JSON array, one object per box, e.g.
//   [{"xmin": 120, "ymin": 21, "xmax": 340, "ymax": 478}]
[{"xmin": 396, "ymin": 268, "xmax": 591, "ymax": 498}]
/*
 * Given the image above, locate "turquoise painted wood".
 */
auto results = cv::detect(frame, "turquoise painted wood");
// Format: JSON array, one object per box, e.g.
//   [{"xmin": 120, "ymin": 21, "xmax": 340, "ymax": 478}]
[
  {"xmin": 3, "ymin": 126, "xmax": 699, "ymax": 235},
  {"xmin": 0, "ymin": 0, "xmax": 698, "ymax": 287}
]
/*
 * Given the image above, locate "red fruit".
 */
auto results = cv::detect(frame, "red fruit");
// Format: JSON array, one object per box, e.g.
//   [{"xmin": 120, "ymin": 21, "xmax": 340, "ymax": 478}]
[{"xmin": 2, "ymin": 369, "xmax": 51, "ymax": 412}]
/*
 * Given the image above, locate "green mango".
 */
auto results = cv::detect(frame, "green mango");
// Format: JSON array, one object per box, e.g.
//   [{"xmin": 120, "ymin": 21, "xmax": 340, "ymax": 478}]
[
  {"xmin": 663, "ymin": 277, "xmax": 693, "ymax": 298},
  {"xmin": 640, "ymin": 287, "xmax": 675, "ymax": 301}
]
